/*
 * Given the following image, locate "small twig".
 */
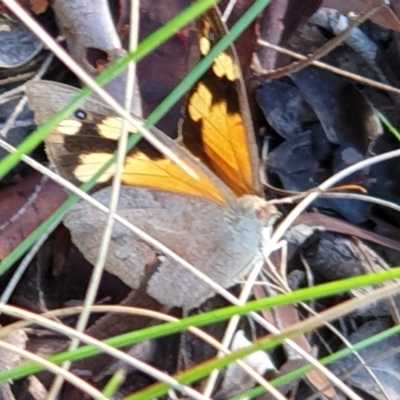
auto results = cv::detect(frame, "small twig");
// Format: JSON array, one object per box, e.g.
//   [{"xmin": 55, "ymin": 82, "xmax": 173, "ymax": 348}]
[{"xmin": 256, "ymin": 0, "xmax": 385, "ymax": 80}]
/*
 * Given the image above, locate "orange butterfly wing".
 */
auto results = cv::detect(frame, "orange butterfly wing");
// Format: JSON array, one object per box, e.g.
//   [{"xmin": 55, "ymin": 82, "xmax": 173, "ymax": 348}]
[
  {"xmin": 180, "ymin": 8, "xmax": 261, "ymax": 197},
  {"xmin": 26, "ymin": 80, "xmax": 236, "ymax": 207}
]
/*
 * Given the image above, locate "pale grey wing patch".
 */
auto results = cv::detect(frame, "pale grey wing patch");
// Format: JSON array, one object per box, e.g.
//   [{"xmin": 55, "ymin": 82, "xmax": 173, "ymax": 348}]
[
  {"xmin": 64, "ymin": 186, "xmax": 263, "ymax": 309},
  {"xmin": 26, "ymin": 80, "xmax": 114, "ymax": 125}
]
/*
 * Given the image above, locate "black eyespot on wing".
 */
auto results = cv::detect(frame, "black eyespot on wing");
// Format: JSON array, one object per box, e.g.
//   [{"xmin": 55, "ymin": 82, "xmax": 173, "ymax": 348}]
[{"xmin": 75, "ymin": 109, "xmax": 87, "ymax": 120}]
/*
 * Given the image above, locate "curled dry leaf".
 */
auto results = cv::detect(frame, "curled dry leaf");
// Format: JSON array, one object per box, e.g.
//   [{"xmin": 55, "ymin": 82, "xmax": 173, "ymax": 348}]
[
  {"xmin": 215, "ymin": 330, "xmax": 276, "ymax": 399},
  {"xmin": 51, "ymin": 0, "xmax": 142, "ymax": 116},
  {"xmin": 0, "ymin": 14, "xmax": 43, "ymax": 68}
]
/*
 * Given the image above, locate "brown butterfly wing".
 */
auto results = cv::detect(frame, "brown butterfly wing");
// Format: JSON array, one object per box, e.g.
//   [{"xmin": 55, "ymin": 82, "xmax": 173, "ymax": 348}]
[
  {"xmin": 26, "ymin": 80, "xmax": 237, "ymax": 207},
  {"xmin": 180, "ymin": 8, "xmax": 261, "ymax": 197}
]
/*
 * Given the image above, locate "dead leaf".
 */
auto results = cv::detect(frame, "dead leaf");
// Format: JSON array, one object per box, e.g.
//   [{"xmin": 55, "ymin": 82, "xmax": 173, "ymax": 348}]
[
  {"xmin": 0, "ymin": 329, "xmax": 28, "ymax": 399},
  {"xmin": 330, "ymin": 319, "xmax": 400, "ymax": 400},
  {"xmin": 0, "ymin": 169, "xmax": 68, "ymax": 261}
]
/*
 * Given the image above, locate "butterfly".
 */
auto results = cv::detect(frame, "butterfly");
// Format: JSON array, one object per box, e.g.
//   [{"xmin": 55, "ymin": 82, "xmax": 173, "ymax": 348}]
[{"xmin": 26, "ymin": 7, "xmax": 279, "ymax": 310}]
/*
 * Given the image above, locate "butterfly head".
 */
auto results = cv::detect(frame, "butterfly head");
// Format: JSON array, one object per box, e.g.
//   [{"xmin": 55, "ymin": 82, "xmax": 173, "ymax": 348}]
[{"xmin": 238, "ymin": 194, "xmax": 281, "ymax": 228}]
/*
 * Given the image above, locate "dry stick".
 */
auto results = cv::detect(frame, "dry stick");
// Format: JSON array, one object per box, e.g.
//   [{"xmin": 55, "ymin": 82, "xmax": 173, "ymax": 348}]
[
  {"xmin": 0, "ymin": 304, "xmax": 279, "ymax": 400},
  {"xmin": 0, "ymin": 54, "xmax": 55, "ymax": 307},
  {"xmin": 205, "ymin": 3, "xmax": 385, "ymax": 397},
  {"xmin": 48, "ymin": 1, "xmax": 141, "ymax": 400},
  {"xmin": 46, "ymin": 2, "xmax": 142, "ymax": 398},
  {"xmin": 258, "ymin": 40, "xmax": 400, "ymax": 96},
  {"xmin": 0, "ymin": 340, "xmax": 108, "ymax": 399},
  {"xmin": 296, "ymin": 285, "xmax": 391, "ymax": 400},
  {"xmin": 7, "ymin": 2, "xmax": 388, "ymax": 396},
  {"xmin": 256, "ymin": 0, "xmax": 385, "ymax": 81},
  {"xmin": 253, "ymin": 151, "xmax": 400, "ymax": 398},
  {"xmin": 0, "ymin": 305, "xmax": 210, "ymax": 400}
]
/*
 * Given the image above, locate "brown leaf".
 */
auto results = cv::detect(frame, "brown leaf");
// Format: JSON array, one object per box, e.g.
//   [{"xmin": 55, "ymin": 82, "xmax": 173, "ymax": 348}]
[
  {"xmin": 0, "ymin": 329, "xmax": 28, "ymax": 399},
  {"xmin": 0, "ymin": 168, "xmax": 68, "ymax": 261},
  {"xmin": 257, "ymin": 0, "xmax": 322, "ymax": 70},
  {"xmin": 253, "ymin": 285, "xmax": 337, "ymax": 399},
  {"xmin": 138, "ymin": 0, "xmax": 192, "ymax": 136}
]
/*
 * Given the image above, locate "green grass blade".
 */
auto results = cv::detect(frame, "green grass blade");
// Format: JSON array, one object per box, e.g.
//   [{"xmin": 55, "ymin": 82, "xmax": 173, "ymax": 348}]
[
  {"xmin": 2, "ymin": 267, "xmax": 400, "ymax": 384},
  {"xmin": 237, "ymin": 323, "xmax": 400, "ymax": 399},
  {"xmin": 147, "ymin": 0, "xmax": 272, "ymax": 125},
  {"xmin": 377, "ymin": 110, "xmax": 400, "ymax": 142}
]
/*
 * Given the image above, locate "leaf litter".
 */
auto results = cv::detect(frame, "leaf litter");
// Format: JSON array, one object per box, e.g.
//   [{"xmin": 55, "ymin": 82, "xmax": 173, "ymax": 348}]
[{"xmin": 2, "ymin": 0, "xmax": 400, "ymax": 399}]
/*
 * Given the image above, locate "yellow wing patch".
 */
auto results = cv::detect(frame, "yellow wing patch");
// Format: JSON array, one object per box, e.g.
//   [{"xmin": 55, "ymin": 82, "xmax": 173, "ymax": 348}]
[
  {"xmin": 122, "ymin": 151, "xmax": 227, "ymax": 205},
  {"xmin": 187, "ymin": 83, "xmax": 253, "ymax": 195},
  {"xmin": 72, "ymin": 149, "xmax": 228, "ymax": 206},
  {"xmin": 49, "ymin": 113, "xmax": 232, "ymax": 206}
]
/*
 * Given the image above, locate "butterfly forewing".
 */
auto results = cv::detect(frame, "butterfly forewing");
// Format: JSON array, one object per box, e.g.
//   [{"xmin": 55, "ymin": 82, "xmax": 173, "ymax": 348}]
[
  {"xmin": 180, "ymin": 8, "xmax": 260, "ymax": 197},
  {"xmin": 26, "ymin": 80, "xmax": 237, "ymax": 206}
]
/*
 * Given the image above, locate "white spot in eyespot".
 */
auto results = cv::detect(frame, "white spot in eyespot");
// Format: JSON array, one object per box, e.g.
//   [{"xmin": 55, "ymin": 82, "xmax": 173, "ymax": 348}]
[{"xmin": 75, "ymin": 109, "xmax": 87, "ymax": 120}]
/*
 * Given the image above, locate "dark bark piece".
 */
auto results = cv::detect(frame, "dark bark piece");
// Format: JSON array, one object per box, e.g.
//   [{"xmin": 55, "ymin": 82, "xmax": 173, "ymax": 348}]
[
  {"xmin": 256, "ymin": 80, "xmax": 318, "ymax": 140},
  {"xmin": 0, "ymin": 13, "xmax": 43, "ymax": 68},
  {"xmin": 256, "ymin": 0, "xmax": 322, "ymax": 71},
  {"xmin": 330, "ymin": 319, "xmax": 400, "ymax": 400},
  {"xmin": 291, "ymin": 67, "xmax": 382, "ymax": 152}
]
